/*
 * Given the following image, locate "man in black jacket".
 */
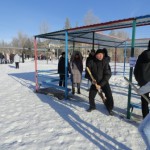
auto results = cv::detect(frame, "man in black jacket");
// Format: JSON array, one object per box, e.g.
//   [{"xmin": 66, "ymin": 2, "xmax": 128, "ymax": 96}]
[
  {"xmin": 134, "ymin": 40, "xmax": 150, "ymax": 118},
  {"xmin": 86, "ymin": 49, "xmax": 114, "ymax": 115},
  {"xmin": 58, "ymin": 52, "xmax": 70, "ymax": 87}
]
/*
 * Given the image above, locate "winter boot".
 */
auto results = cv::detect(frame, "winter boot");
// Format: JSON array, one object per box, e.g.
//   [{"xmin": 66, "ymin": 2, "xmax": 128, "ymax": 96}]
[
  {"xmin": 77, "ymin": 88, "xmax": 81, "ymax": 94},
  {"xmin": 72, "ymin": 88, "xmax": 75, "ymax": 95},
  {"xmin": 87, "ymin": 107, "xmax": 96, "ymax": 112}
]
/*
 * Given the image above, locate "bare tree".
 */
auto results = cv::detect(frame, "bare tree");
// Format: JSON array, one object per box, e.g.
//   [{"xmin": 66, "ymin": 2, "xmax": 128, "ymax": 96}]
[
  {"xmin": 75, "ymin": 22, "xmax": 78, "ymax": 27},
  {"xmin": 64, "ymin": 17, "xmax": 71, "ymax": 29},
  {"xmin": 39, "ymin": 21, "xmax": 50, "ymax": 34},
  {"xmin": 109, "ymin": 30, "xmax": 130, "ymax": 62},
  {"xmin": 12, "ymin": 38, "xmax": 19, "ymax": 47},
  {"xmin": 1, "ymin": 40, "xmax": 11, "ymax": 48},
  {"xmin": 18, "ymin": 32, "xmax": 28, "ymax": 48},
  {"xmin": 11, "ymin": 32, "xmax": 29, "ymax": 63},
  {"xmin": 109, "ymin": 30, "xmax": 129, "ymax": 40},
  {"xmin": 39, "ymin": 21, "xmax": 51, "ymax": 64},
  {"xmin": 84, "ymin": 10, "xmax": 100, "ymax": 25}
]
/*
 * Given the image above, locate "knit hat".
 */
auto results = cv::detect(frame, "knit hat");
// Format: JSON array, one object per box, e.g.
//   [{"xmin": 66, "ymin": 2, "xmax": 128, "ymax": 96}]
[
  {"xmin": 103, "ymin": 48, "xmax": 108, "ymax": 57},
  {"xmin": 61, "ymin": 52, "xmax": 65, "ymax": 55},
  {"xmin": 95, "ymin": 49, "xmax": 104, "ymax": 55},
  {"xmin": 91, "ymin": 49, "xmax": 95, "ymax": 53}
]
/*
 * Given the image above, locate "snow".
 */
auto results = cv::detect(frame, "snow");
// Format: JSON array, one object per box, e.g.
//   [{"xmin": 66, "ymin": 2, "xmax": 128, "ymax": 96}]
[{"xmin": 0, "ymin": 59, "xmax": 146, "ymax": 150}]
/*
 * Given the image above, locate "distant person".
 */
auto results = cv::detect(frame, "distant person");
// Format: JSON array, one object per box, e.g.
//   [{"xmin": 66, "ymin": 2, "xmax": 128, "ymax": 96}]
[
  {"xmin": 103, "ymin": 48, "xmax": 112, "ymax": 72},
  {"xmin": 103, "ymin": 48, "xmax": 111, "ymax": 63},
  {"xmin": 70, "ymin": 52, "xmax": 83, "ymax": 94},
  {"xmin": 134, "ymin": 40, "xmax": 150, "ymax": 118},
  {"xmin": 0, "ymin": 53, "xmax": 2, "ymax": 64},
  {"xmin": 14, "ymin": 53, "xmax": 20, "ymax": 69},
  {"xmin": 27, "ymin": 55, "xmax": 30, "ymax": 59},
  {"xmin": 85, "ymin": 49, "xmax": 95, "ymax": 90},
  {"xmin": 58, "ymin": 52, "xmax": 70, "ymax": 87},
  {"xmin": 86, "ymin": 49, "xmax": 114, "ymax": 115},
  {"xmin": 6, "ymin": 53, "xmax": 10, "ymax": 64},
  {"xmin": 10, "ymin": 53, "xmax": 14, "ymax": 63},
  {"xmin": 2, "ymin": 54, "xmax": 5, "ymax": 64}
]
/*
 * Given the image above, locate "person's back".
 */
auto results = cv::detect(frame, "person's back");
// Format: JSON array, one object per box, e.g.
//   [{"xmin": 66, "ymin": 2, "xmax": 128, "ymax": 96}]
[
  {"xmin": 14, "ymin": 54, "xmax": 20, "ymax": 69},
  {"xmin": 134, "ymin": 47, "xmax": 150, "ymax": 86},
  {"xmin": 86, "ymin": 50, "xmax": 95, "ymax": 66},
  {"xmin": 134, "ymin": 40, "xmax": 150, "ymax": 119},
  {"xmin": 103, "ymin": 48, "xmax": 111, "ymax": 63},
  {"xmin": 14, "ymin": 54, "xmax": 20, "ymax": 63},
  {"xmin": 58, "ymin": 52, "xmax": 66, "ymax": 87},
  {"xmin": 135, "ymin": 40, "xmax": 150, "ymax": 150},
  {"xmin": 58, "ymin": 53, "xmax": 65, "ymax": 75},
  {"xmin": 85, "ymin": 50, "xmax": 95, "ymax": 80}
]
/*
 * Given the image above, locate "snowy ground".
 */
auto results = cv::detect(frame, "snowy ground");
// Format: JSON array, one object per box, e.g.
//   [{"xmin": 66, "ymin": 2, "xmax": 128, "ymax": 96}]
[{"xmin": 0, "ymin": 59, "xmax": 146, "ymax": 150}]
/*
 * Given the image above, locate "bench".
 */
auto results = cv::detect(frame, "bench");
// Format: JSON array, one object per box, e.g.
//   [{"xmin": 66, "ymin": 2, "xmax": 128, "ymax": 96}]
[
  {"xmin": 130, "ymin": 102, "xmax": 150, "ymax": 113},
  {"xmin": 39, "ymin": 81, "xmax": 71, "ymax": 92},
  {"xmin": 38, "ymin": 78, "xmax": 60, "ymax": 82},
  {"xmin": 37, "ymin": 70, "xmax": 57, "ymax": 73}
]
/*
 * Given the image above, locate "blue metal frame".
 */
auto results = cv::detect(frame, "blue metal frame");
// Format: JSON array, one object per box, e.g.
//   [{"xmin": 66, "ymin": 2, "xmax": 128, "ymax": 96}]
[{"xmin": 65, "ymin": 31, "xmax": 69, "ymax": 99}]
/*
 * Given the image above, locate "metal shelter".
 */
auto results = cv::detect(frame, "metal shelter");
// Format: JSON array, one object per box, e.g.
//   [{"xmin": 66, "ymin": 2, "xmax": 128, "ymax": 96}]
[{"xmin": 34, "ymin": 14, "xmax": 150, "ymax": 119}]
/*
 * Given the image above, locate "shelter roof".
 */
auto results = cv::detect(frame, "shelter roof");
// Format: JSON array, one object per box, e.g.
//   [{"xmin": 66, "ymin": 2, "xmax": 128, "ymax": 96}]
[{"xmin": 35, "ymin": 15, "xmax": 150, "ymax": 48}]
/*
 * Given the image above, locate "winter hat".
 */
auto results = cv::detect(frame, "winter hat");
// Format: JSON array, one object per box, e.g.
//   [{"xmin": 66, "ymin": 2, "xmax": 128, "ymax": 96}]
[
  {"xmin": 95, "ymin": 49, "xmax": 104, "ymax": 55},
  {"xmin": 91, "ymin": 49, "xmax": 95, "ymax": 53},
  {"xmin": 61, "ymin": 52, "xmax": 65, "ymax": 55},
  {"xmin": 103, "ymin": 48, "xmax": 108, "ymax": 57}
]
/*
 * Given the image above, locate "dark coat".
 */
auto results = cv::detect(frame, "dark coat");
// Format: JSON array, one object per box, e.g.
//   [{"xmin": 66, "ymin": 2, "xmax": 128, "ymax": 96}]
[
  {"xmin": 87, "ymin": 57, "xmax": 111, "ymax": 87},
  {"xmin": 85, "ymin": 54, "xmax": 95, "ymax": 79},
  {"xmin": 70, "ymin": 58, "xmax": 83, "ymax": 83},
  {"xmin": 104, "ymin": 56, "xmax": 111, "ymax": 63},
  {"xmin": 134, "ymin": 49, "xmax": 150, "ymax": 86},
  {"xmin": 58, "ymin": 56, "xmax": 70, "ymax": 75}
]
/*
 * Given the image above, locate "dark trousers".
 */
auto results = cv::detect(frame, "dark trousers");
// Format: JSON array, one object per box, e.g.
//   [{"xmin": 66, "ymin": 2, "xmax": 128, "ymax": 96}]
[
  {"xmin": 89, "ymin": 83, "xmax": 114, "ymax": 111},
  {"xmin": 141, "ymin": 93, "xmax": 149, "ymax": 118},
  {"xmin": 59, "ymin": 74, "xmax": 65, "ymax": 87},
  {"xmin": 15, "ymin": 62, "xmax": 19, "ymax": 69}
]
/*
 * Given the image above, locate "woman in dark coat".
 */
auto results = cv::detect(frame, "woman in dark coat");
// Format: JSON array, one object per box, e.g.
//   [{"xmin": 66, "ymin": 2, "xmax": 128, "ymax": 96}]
[
  {"xmin": 134, "ymin": 40, "xmax": 150, "ymax": 118},
  {"xmin": 70, "ymin": 52, "xmax": 83, "ymax": 94}
]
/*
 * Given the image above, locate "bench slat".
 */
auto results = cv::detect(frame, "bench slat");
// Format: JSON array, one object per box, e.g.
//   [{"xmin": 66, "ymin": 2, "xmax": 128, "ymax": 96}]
[{"xmin": 41, "ymin": 81, "xmax": 71, "ymax": 92}]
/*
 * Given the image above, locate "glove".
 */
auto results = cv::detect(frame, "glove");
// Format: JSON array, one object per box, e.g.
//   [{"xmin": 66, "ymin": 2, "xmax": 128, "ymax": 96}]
[
  {"xmin": 96, "ymin": 84, "xmax": 101, "ymax": 91},
  {"xmin": 92, "ymin": 79, "xmax": 97, "ymax": 85}
]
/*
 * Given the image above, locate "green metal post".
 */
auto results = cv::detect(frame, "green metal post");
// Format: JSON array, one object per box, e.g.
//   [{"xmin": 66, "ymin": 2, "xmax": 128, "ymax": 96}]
[
  {"xmin": 92, "ymin": 32, "xmax": 95, "ymax": 50},
  {"xmin": 73, "ymin": 41, "xmax": 75, "ymax": 53},
  {"xmin": 127, "ymin": 19, "xmax": 136, "ymax": 119}
]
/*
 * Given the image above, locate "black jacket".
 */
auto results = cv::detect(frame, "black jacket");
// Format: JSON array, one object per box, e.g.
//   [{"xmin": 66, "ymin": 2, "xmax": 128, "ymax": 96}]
[
  {"xmin": 85, "ymin": 54, "xmax": 95, "ymax": 79},
  {"xmin": 58, "ymin": 56, "xmax": 70, "ymax": 75},
  {"xmin": 134, "ymin": 49, "xmax": 150, "ymax": 86},
  {"xmin": 87, "ymin": 58, "xmax": 111, "ymax": 87}
]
